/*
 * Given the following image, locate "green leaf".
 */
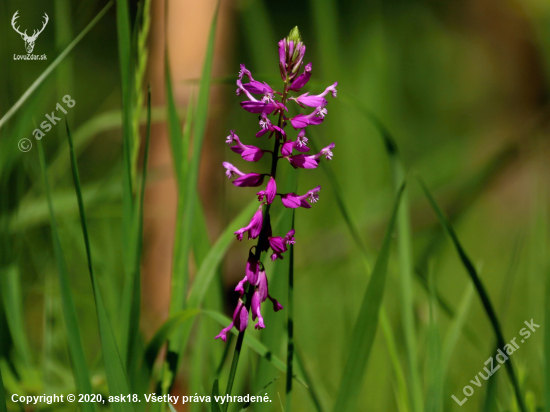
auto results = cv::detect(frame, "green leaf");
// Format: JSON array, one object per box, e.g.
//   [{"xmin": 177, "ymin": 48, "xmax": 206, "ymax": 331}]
[
  {"xmin": 418, "ymin": 177, "xmax": 527, "ymax": 412},
  {"xmin": 143, "ymin": 309, "xmax": 200, "ymax": 371},
  {"xmin": 65, "ymin": 122, "xmax": 135, "ymax": 412},
  {"xmin": 211, "ymin": 379, "xmax": 222, "ymax": 412},
  {"xmin": 0, "ymin": 359, "xmax": 6, "ymax": 412},
  {"xmin": 116, "ymin": 0, "xmax": 137, "ymax": 363},
  {"xmin": 239, "ymin": 377, "xmax": 279, "ymax": 411},
  {"xmin": 0, "ymin": 265, "xmax": 32, "ymax": 365},
  {"xmin": 0, "ymin": 1, "xmax": 113, "ymax": 130},
  {"xmin": 37, "ymin": 141, "xmax": 96, "ymax": 412},
  {"xmin": 332, "ymin": 183, "xmax": 406, "ymax": 412}
]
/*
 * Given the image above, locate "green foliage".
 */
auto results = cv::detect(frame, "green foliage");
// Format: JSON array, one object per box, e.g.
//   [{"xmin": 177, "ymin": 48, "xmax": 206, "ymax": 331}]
[{"xmin": 1, "ymin": 0, "xmax": 548, "ymax": 411}]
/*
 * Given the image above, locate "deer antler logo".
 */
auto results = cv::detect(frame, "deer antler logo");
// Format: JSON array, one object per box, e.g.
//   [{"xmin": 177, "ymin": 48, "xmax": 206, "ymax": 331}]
[{"xmin": 11, "ymin": 11, "xmax": 49, "ymax": 54}]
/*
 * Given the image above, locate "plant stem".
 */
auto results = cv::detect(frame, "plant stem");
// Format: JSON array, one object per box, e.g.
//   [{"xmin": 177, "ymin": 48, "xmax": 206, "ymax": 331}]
[
  {"xmin": 285, "ymin": 210, "xmax": 296, "ymax": 411},
  {"xmin": 222, "ymin": 79, "xmax": 290, "ymax": 410}
]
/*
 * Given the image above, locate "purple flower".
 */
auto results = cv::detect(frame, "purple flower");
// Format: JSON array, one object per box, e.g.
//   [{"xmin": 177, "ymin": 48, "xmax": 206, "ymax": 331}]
[
  {"xmin": 238, "ymin": 64, "xmax": 253, "ymax": 81},
  {"xmin": 281, "ymin": 186, "xmax": 321, "ymax": 209},
  {"xmin": 234, "ymin": 207, "xmax": 263, "ymax": 241},
  {"xmin": 223, "ymin": 162, "xmax": 265, "ymax": 187},
  {"xmin": 237, "ymin": 79, "xmax": 286, "ymax": 115},
  {"xmin": 257, "ymin": 176, "xmax": 277, "ymax": 204},
  {"xmin": 289, "ymin": 62, "xmax": 312, "ymax": 91},
  {"xmin": 289, "ymin": 106, "xmax": 327, "ymax": 129},
  {"xmin": 256, "ymin": 113, "xmax": 286, "ymax": 139},
  {"xmin": 215, "ymin": 299, "xmax": 249, "ymax": 341},
  {"xmin": 268, "ymin": 229, "xmax": 297, "ymax": 260},
  {"xmin": 226, "ymin": 130, "xmax": 264, "ymax": 162},
  {"xmin": 279, "ymin": 29, "xmax": 306, "ymax": 81},
  {"xmin": 281, "ymin": 130, "xmax": 310, "ymax": 156},
  {"xmin": 289, "ymin": 82, "xmax": 338, "ymax": 108},
  {"xmin": 245, "ymin": 250, "xmax": 260, "ymax": 284},
  {"xmin": 287, "ymin": 143, "xmax": 335, "ymax": 169}
]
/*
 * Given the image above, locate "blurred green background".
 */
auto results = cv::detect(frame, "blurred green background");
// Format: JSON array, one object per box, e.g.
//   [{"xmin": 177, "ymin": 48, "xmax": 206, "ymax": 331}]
[{"xmin": 0, "ymin": 0, "xmax": 549, "ymax": 411}]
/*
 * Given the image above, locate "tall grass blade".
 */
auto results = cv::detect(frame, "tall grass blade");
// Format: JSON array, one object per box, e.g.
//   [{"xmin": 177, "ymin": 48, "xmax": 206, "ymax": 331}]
[
  {"xmin": 37, "ymin": 142, "xmax": 96, "ymax": 412},
  {"xmin": 0, "ymin": 265, "xmax": 32, "ymax": 366},
  {"xmin": 418, "ymin": 177, "xmax": 527, "ymax": 412},
  {"xmin": 167, "ymin": 0, "xmax": 220, "ymax": 379},
  {"xmin": 332, "ymin": 183, "xmax": 406, "ymax": 412},
  {"xmin": 0, "ymin": 1, "xmax": 113, "ymax": 130},
  {"xmin": 143, "ymin": 309, "xmax": 200, "ymax": 372},
  {"xmin": 307, "ymin": 130, "xmax": 371, "ymax": 262},
  {"xmin": 385, "ymin": 121, "xmax": 422, "ymax": 412},
  {"xmin": 0, "ymin": 363, "xmax": 5, "ymax": 412},
  {"xmin": 239, "ymin": 377, "xmax": 279, "ymax": 411},
  {"xmin": 294, "ymin": 345, "xmax": 325, "ymax": 412},
  {"xmin": 65, "ymin": 122, "xmax": 135, "ymax": 412},
  {"xmin": 126, "ymin": 88, "xmax": 152, "ymax": 382},
  {"xmin": 211, "ymin": 379, "xmax": 223, "ymax": 412}
]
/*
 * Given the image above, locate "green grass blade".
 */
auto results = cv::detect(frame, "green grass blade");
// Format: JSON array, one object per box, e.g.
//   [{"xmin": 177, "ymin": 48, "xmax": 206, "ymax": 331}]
[
  {"xmin": 0, "ymin": 1, "xmax": 113, "ymax": 130},
  {"xmin": 126, "ymin": 88, "xmax": 152, "ymax": 381},
  {"xmin": 37, "ymin": 142, "xmax": 96, "ymax": 412},
  {"xmin": 167, "ymin": 2, "xmax": 220, "ymax": 380},
  {"xmin": 204, "ymin": 310, "xmax": 307, "ymax": 388},
  {"xmin": 0, "ymin": 265, "xmax": 32, "ymax": 366},
  {"xmin": 65, "ymin": 122, "xmax": 135, "ymax": 412},
  {"xmin": 143, "ymin": 309, "xmax": 200, "ymax": 371},
  {"xmin": 239, "ymin": 0, "xmax": 277, "ymax": 72},
  {"xmin": 116, "ymin": 0, "xmax": 137, "ymax": 364},
  {"xmin": 165, "ymin": 55, "xmax": 186, "ymax": 184},
  {"xmin": 307, "ymin": 130, "xmax": 372, "ymax": 263},
  {"xmin": 294, "ymin": 345, "xmax": 326, "ymax": 412},
  {"xmin": 388, "ymin": 128, "xmax": 422, "ymax": 412},
  {"xmin": 239, "ymin": 377, "xmax": 280, "ymax": 411},
  {"xmin": 546, "ymin": 268, "xmax": 550, "ymax": 412},
  {"xmin": 332, "ymin": 183, "xmax": 406, "ymax": 412},
  {"xmin": 211, "ymin": 379, "xmax": 222, "ymax": 412},
  {"xmin": 0, "ymin": 362, "xmax": 6, "ymax": 412},
  {"xmin": 418, "ymin": 177, "xmax": 527, "ymax": 412},
  {"xmin": 309, "ymin": 0, "xmax": 340, "ymax": 77}
]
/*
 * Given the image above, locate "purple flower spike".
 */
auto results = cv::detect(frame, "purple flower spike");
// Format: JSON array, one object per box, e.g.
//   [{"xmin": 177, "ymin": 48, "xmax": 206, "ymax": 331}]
[
  {"xmin": 257, "ymin": 177, "xmax": 277, "ymax": 204},
  {"xmin": 223, "ymin": 162, "xmax": 265, "ymax": 187},
  {"xmin": 216, "ymin": 26, "xmax": 338, "ymax": 340},
  {"xmin": 289, "ymin": 62, "xmax": 312, "ymax": 91},
  {"xmin": 215, "ymin": 299, "xmax": 249, "ymax": 341},
  {"xmin": 246, "ymin": 251, "xmax": 260, "ymax": 284},
  {"xmin": 289, "ymin": 107, "xmax": 327, "ymax": 129},
  {"xmin": 234, "ymin": 207, "xmax": 264, "ymax": 241},
  {"xmin": 226, "ymin": 130, "xmax": 264, "ymax": 162},
  {"xmin": 281, "ymin": 186, "xmax": 321, "ymax": 208}
]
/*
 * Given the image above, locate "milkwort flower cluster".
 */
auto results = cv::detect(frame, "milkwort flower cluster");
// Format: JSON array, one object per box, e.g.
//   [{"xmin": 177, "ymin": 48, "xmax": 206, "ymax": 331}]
[{"xmin": 216, "ymin": 27, "xmax": 337, "ymax": 341}]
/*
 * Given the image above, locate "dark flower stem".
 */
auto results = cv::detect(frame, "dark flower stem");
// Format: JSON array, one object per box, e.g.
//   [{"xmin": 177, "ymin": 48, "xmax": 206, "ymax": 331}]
[
  {"xmin": 285, "ymin": 209, "xmax": 296, "ymax": 411},
  {"xmin": 222, "ymin": 78, "xmax": 290, "ymax": 410}
]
